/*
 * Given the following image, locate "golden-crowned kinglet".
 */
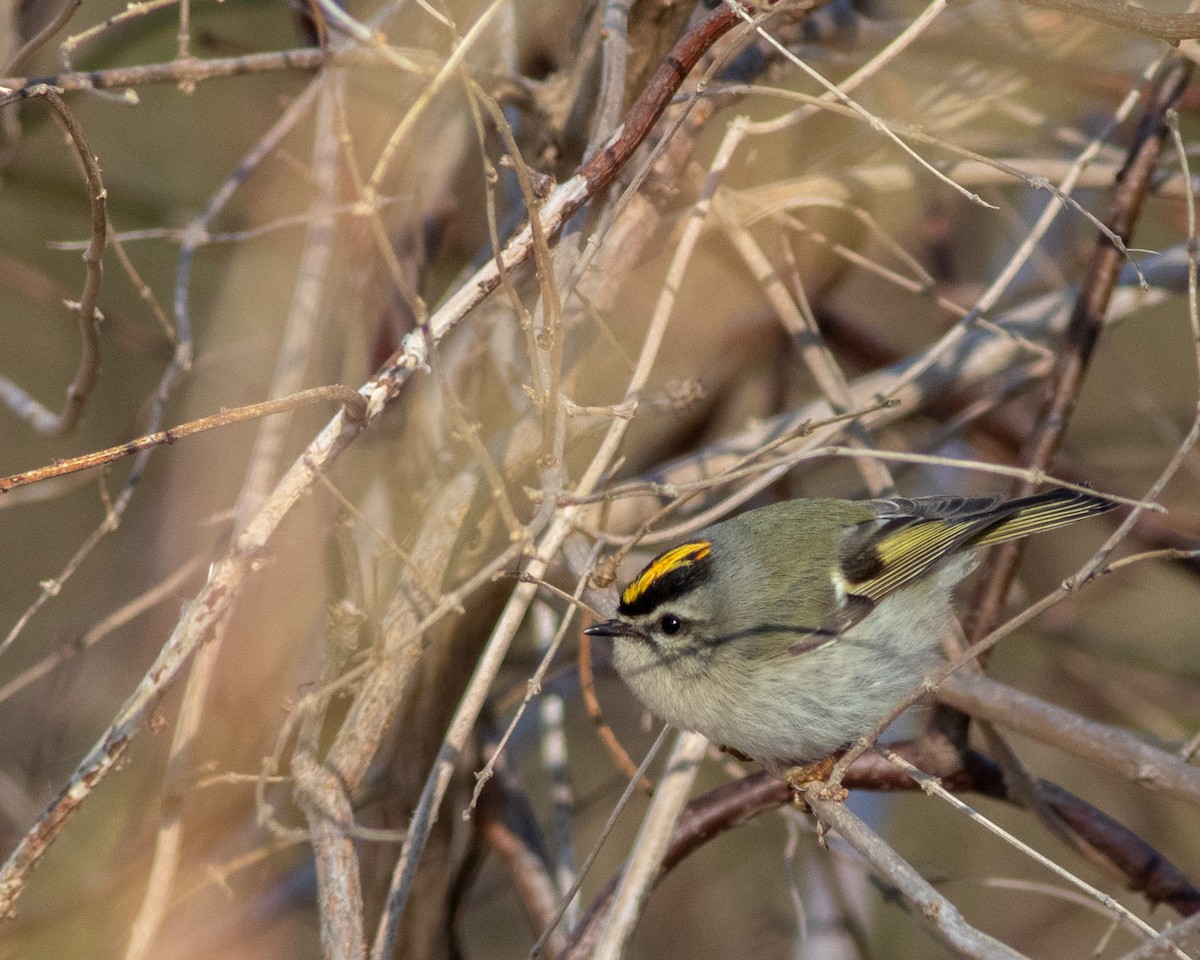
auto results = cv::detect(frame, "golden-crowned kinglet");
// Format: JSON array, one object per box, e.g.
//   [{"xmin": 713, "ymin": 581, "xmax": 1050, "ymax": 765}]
[{"xmin": 585, "ymin": 488, "xmax": 1114, "ymax": 778}]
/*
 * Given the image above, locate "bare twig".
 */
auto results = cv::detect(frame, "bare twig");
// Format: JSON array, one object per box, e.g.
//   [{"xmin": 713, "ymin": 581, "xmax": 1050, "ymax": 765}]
[
  {"xmin": 4, "ymin": 0, "xmax": 81, "ymax": 74},
  {"xmin": 727, "ymin": 0, "xmax": 996, "ymax": 209},
  {"xmin": 534, "ymin": 600, "xmax": 581, "ymax": 929},
  {"xmin": 882, "ymin": 749, "xmax": 1191, "ymax": 960},
  {"xmin": 717, "ymin": 192, "xmax": 893, "ymax": 495},
  {"xmin": 0, "ymin": 46, "xmax": 425, "ymax": 96},
  {"xmin": 1006, "ymin": 0, "xmax": 1200, "ymax": 44},
  {"xmin": 1113, "ymin": 914, "xmax": 1200, "ymax": 960},
  {"xmin": 480, "ymin": 808, "xmax": 565, "ymax": 955},
  {"xmin": 0, "ymin": 555, "xmax": 205, "ymax": 706},
  {"xmin": 803, "ymin": 787, "xmax": 1031, "ymax": 960},
  {"xmin": 467, "ymin": 550, "xmax": 599, "ymax": 813},
  {"xmin": 579, "ymin": 629, "xmax": 654, "ymax": 794},
  {"xmin": 59, "ymin": 0, "xmax": 179, "ymax": 74},
  {"xmin": 0, "ymin": 385, "xmax": 365, "ymax": 496},
  {"xmin": 0, "ymin": 84, "xmax": 105, "ymax": 437}
]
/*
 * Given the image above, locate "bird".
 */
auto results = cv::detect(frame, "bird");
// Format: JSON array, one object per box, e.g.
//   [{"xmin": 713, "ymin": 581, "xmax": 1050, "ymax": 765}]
[{"xmin": 585, "ymin": 488, "xmax": 1116, "ymax": 787}]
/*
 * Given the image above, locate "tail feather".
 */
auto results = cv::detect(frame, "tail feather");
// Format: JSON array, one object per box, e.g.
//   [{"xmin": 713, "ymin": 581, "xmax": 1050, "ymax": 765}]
[{"xmin": 968, "ymin": 489, "xmax": 1116, "ymax": 547}]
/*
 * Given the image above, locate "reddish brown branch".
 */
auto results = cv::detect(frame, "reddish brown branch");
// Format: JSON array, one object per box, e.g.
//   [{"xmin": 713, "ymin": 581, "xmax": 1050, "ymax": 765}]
[
  {"xmin": 576, "ymin": 3, "xmax": 739, "ymax": 191},
  {"xmin": 578, "ymin": 631, "xmax": 654, "ymax": 794},
  {"xmin": 476, "ymin": 759, "xmax": 565, "ymax": 956}
]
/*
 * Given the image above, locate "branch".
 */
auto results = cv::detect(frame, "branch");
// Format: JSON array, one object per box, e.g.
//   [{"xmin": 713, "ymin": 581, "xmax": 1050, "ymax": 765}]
[
  {"xmin": 1007, "ymin": 0, "xmax": 1200, "ymax": 44},
  {"xmin": 4, "ymin": 0, "xmax": 81, "ymax": 75},
  {"xmin": 938, "ymin": 671, "xmax": 1200, "ymax": 806},
  {"xmin": 0, "ymin": 45, "xmax": 426, "ymax": 95},
  {"xmin": 559, "ymin": 737, "xmax": 1200, "ymax": 958},
  {"xmin": 0, "ymin": 0, "xmax": 767, "ymax": 912},
  {"xmin": 0, "ymin": 386, "xmax": 365, "ymax": 494},
  {"xmin": 802, "ymin": 788, "xmax": 1030, "ymax": 960},
  {"xmin": 0, "ymin": 84, "xmax": 106, "ymax": 437}
]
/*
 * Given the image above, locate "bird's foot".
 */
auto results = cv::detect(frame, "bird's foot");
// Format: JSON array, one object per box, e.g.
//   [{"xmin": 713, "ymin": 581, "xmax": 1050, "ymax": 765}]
[{"xmin": 784, "ymin": 756, "xmax": 848, "ymax": 805}]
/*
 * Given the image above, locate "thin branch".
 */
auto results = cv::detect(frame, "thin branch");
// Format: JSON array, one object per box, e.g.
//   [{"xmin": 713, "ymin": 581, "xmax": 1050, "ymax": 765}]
[
  {"xmin": 0, "ymin": 385, "xmax": 365, "ymax": 496},
  {"xmin": 882, "ymin": 749, "xmax": 1190, "ymax": 960},
  {"xmin": 4, "ymin": 0, "xmax": 81, "ymax": 74},
  {"xmin": 0, "ymin": 555, "xmax": 206, "ymax": 706},
  {"xmin": 802, "ymin": 787, "xmax": 1031, "ymax": 960},
  {"xmin": 0, "ymin": 84, "xmax": 106, "ymax": 437},
  {"xmin": 1113, "ymin": 914, "xmax": 1200, "ymax": 960},
  {"xmin": 717, "ymin": 193, "xmax": 893, "ymax": 495},
  {"xmin": 536, "ymin": 727, "xmax": 671, "ymax": 958},
  {"xmin": 466, "ymin": 552, "xmax": 599, "ymax": 814},
  {"xmin": 727, "ymin": 0, "xmax": 996, "ymax": 209},
  {"xmin": 1007, "ymin": 0, "xmax": 1200, "ymax": 44},
  {"xmin": 534, "ymin": 601, "xmax": 581, "ymax": 930},
  {"xmin": 589, "ymin": 0, "xmax": 633, "ymax": 151},
  {"xmin": 480, "ymin": 808, "xmax": 565, "ymax": 955},
  {"xmin": 59, "ymin": 0, "xmax": 180, "ymax": 74},
  {"xmin": 174, "ymin": 79, "xmax": 321, "ymax": 357},
  {"xmin": 578, "ymin": 630, "xmax": 654, "ymax": 794}
]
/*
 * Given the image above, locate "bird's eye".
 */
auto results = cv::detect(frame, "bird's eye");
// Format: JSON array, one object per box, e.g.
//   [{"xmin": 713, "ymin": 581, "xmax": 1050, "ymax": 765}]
[{"xmin": 659, "ymin": 614, "xmax": 682, "ymax": 636}]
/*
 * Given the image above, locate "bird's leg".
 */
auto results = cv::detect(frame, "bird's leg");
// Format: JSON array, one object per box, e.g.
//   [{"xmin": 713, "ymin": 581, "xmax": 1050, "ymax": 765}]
[
  {"xmin": 718, "ymin": 744, "xmax": 753, "ymax": 762},
  {"xmin": 784, "ymin": 755, "xmax": 849, "ymax": 803}
]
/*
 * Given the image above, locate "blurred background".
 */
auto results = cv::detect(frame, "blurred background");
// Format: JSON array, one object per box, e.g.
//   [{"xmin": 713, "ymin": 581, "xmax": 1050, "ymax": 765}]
[{"xmin": 0, "ymin": 0, "xmax": 1198, "ymax": 957}]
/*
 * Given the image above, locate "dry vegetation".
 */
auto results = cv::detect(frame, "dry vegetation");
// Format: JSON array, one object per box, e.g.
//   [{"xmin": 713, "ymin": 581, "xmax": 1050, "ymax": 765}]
[{"xmin": 1, "ymin": 0, "xmax": 1199, "ymax": 958}]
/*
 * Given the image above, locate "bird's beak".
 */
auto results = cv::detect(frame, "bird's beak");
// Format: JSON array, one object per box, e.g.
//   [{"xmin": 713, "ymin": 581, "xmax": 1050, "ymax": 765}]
[{"xmin": 584, "ymin": 618, "xmax": 635, "ymax": 639}]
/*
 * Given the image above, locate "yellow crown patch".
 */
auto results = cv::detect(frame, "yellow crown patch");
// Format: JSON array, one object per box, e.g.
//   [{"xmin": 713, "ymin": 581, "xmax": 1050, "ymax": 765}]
[{"xmin": 621, "ymin": 541, "xmax": 711, "ymax": 608}]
